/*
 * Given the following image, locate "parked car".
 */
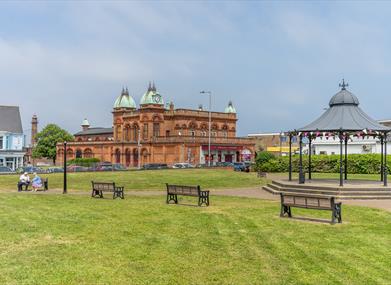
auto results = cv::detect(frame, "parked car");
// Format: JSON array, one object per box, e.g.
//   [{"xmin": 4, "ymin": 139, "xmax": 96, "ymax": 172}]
[
  {"xmin": 233, "ymin": 162, "xmax": 250, "ymax": 172},
  {"xmin": 47, "ymin": 167, "xmax": 64, "ymax": 173},
  {"xmin": 67, "ymin": 165, "xmax": 88, "ymax": 172},
  {"xmin": 143, "ymin": 163, "xmax": 169, "ymax": 170},
  {"xmin": 16, "ymin": 166, "xmax": 46, "ymax": 174},
  {"xmin": 0, "ymin": 166, "xmax": 14, "ymax": 174},
  {"xmin": 172, "ymin": 163, "xmax": 194, "ymax": 169},
  {"xmin": 112, "ymin": 163, "xmax": 126, "ymax": 171}
]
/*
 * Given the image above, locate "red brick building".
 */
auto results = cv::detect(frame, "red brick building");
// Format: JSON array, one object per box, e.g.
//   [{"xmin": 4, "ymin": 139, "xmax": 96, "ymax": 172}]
[{"xmin": 56, "ymin": 84, "xmax": 255, "ymax": 167}]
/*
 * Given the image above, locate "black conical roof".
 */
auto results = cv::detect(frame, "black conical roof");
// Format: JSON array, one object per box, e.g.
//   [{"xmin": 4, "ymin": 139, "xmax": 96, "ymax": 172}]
[{"xmin": 298, "ymin": 84, "xmax": 390, "ymax": 132}]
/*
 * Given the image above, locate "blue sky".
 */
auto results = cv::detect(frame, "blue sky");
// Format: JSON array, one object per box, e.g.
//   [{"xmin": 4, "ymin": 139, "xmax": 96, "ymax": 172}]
[{"xmin": 1, "ymin": 1, "xmax": 391, "ymax": 137}]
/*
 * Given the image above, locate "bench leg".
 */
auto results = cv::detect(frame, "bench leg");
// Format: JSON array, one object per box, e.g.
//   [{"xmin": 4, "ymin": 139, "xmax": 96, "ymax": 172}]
[
  {"xmin": 167, "ymin": 194, "xmax": 177, "ymax": 204},
  {"xmin": 91, "ymin": 190, "xmax": 97, "ymax": 197},
  {"xmin": 120, "ymin": 190, "xmax": 124, "ymax": 199},
  {"xmin": 280, "ymin": 205, "xmax": 291, "ymax": 217},
  {"xmin": 99, "ymin": 190, "xmax": 103, "ymax": 198},
  {"xmin": 198, "ymin": 195, "xmax": 209, "ymax": 207},
  {"xmin": 332, "ymin": 204, "xmax": 342, "ymax": 224}
]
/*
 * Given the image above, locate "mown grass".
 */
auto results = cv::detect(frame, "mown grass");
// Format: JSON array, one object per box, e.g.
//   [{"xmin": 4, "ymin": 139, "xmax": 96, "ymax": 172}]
[
  {"xmin": 0, "ymin": 169, "xmax": 263, "ymax": 191},
  {"xmin": 0, "ymin": 194, "xmax": 389, "ymax": 284}
]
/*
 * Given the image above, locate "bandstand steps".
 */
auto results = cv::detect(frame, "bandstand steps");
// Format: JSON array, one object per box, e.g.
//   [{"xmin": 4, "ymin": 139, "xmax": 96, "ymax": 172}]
[
  {"xmin": 271, "ymin": 180, "xmax": 391, "ymax": 192},
  {"xmin": 263, "ymin": 182, "xmax": 391, "ymax": 200},
  {"xmin": 262, "ymin": 185, "xmax": 280, "ymax": 195},
  {"xmin": 274, "ymin": 187, "xmax": 391, "ymax": 196}
]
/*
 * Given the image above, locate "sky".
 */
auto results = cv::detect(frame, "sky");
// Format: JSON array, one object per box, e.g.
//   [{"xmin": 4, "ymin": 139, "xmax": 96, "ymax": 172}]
[{"xmin": 1, "ymin": 1, "xmax": 391, "ymax": 139}]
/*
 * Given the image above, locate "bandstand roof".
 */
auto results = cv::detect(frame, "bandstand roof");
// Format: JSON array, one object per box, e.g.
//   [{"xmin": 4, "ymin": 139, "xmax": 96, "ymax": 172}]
[{"xmin": 298, "ymin": 81, "xmax": 391, "ymax": 133}]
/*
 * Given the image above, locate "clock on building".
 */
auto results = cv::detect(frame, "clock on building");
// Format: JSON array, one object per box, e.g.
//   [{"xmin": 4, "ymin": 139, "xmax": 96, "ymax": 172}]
[{"xmin": 152, "ymin": 94, "xmax": 161, "ymax": 103}]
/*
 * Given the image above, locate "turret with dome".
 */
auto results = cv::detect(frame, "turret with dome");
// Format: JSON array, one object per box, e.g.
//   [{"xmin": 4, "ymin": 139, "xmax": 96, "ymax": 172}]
[
  {"xmin": 224, "ymin": 101, "xmax": 236, "ymax": 113},
  {"xmin": 140, "ymin": 82, "xmax": 164, "ymax": 106},
  {"xmin": 113, "ymin": 87, "xmax": 137, "ymax": 109}
]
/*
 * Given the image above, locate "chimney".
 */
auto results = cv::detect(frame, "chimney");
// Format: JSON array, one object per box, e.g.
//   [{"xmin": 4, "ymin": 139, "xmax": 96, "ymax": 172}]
[
  {"xmin": 31, "ymin": 115, "xmax": 38, "ymax": 147},
  {"xmin": 169, "ymin": 101, "xmax": 174, "ymax": 111}
]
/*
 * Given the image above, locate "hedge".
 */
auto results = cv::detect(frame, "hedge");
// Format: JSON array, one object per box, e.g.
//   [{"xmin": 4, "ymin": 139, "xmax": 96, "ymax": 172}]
[
  {"xmin": 67, "ymin": 158, "xmax": 100, "ymax": 167},
  {"xmin": 256, "ymin": 153, "xmax": 388, "ymax": 174}
]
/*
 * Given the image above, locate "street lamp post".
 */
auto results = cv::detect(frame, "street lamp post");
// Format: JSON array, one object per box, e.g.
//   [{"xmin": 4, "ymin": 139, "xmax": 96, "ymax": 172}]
[
  {"xmin": 200, "ymin": 91, "xmax": 212, "ymax": 167},
  {"xmin": 63, "ymin": 141, "xmax": 67, "ymax": 194},
  {"xmin": 138, "ymin": 129, "xmax": 141, "ymax": 170}
]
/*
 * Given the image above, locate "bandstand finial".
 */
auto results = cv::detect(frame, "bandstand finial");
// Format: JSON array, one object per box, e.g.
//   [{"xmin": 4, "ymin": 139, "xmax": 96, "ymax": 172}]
[{"xmin": 339, "ymin": 79, "xmax": 349, "ymax": 90}]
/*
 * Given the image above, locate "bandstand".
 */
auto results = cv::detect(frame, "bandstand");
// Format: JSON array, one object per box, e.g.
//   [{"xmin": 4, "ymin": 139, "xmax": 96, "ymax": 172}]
[{"xmin": 264, "ymin": 81, "xmax": 391, "ymax": 200}]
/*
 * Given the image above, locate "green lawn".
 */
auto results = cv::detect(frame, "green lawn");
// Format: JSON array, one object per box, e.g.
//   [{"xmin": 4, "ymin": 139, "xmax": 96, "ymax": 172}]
[
  {"xmin": 2, "ymin": 169, "xmax": 263, "ymax": 191},
  {"xmin": 0, "ymin": 194, "xmax": 389, "ymax": 284}
]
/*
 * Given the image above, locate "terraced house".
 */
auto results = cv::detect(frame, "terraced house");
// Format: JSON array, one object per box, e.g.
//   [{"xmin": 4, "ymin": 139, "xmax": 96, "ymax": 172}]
[
  {"xmin": 56, "ymin": 83, "xmax": 255, "ymax": 167},
  {"xmin": 0, "ymin": 106, "xmax": 25, "ymax": 170}
]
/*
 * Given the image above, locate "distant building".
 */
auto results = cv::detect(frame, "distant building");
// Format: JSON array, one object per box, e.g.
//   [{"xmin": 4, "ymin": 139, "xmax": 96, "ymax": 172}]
[
  {"xmin": 56, "ymin": 84, "xmax": 255, "ymax": 166},
  {"xmin": 248, "ymin": 132, "xmax": 299, "ymax": 156},
  {"xmin": 307, "ymin": 125, "xmax": 389, "ymax": 155},
  {"xmin": 0, "ymin": 106, "xmax": 25, "ymax": 170}
]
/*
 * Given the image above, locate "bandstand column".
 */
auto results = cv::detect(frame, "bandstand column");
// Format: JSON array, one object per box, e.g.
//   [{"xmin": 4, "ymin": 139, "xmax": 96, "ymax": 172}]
[
  {"xmin": 344, "ymin": 135, "xmax": 348, "ymax": 180},
  {"xmin": 299, "ymin": 134, "xmax": 304, "ymax": 184},
  {"xmin": 339, "ymin": 132, "xmax": 344, "ymax": 187},
  {"xmin": 308, "ymin": 135, "xmax": 312, "ymax": 180},
  {"xmin": 384, "ymin": 132, "xmax": 388, "ymax": 187},
  {"xmin": 381, "ymin": 136, "xmax": 384, "ymax": 182},
  {"xmin": 288, "ymin": 133, "xmax": 292, "ymax": 181}
]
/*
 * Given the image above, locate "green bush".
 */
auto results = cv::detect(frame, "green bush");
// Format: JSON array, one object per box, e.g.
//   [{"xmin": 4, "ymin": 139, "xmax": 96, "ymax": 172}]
[
  {"xmin": 255, "ymin": 151, "xmax": 275, "ymax": 170},
  {"xmin": 67, "ymin": 158, "xmax": 100, "ymax": 167},
  {"xmin": 256, "ymin": 153, "xmax": 388, "ymax": 174}
]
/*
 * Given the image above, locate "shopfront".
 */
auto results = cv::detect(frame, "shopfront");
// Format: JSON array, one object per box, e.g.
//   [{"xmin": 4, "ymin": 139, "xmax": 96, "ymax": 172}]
[{"xmin": 201, "ymin": 145, "xmax": 252, "ymax": 164}]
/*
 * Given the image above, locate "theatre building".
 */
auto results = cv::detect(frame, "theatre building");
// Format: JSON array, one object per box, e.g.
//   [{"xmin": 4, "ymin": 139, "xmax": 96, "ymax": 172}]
[{"xmin": 56, "ymin": 84, "xmax": 255, "ymax": 167}]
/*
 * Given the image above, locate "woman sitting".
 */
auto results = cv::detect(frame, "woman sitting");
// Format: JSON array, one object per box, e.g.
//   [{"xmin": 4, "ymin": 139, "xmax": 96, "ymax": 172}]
[{"xmin": 31, "ymin": 173, "xmax": 43, "ymax": 192}]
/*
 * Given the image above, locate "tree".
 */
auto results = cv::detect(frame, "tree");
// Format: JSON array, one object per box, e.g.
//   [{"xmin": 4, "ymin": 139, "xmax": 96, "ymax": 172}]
[{"xmin": 32, "ymin": 124, "xmax": 74, "ymax": 164}]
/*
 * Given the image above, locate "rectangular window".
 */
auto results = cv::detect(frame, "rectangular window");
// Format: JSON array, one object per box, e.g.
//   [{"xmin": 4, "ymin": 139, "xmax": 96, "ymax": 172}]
[
  {"xmin": 0, "ymin": 136, "xmax": 3, "ymax": 149},
  {"xmin": 143, "ymin": 123, "xmax": 148, "ymax": 140},
  {"xmin": 153, "ymin": 123, "xmax": 160, "ymax": 137}
]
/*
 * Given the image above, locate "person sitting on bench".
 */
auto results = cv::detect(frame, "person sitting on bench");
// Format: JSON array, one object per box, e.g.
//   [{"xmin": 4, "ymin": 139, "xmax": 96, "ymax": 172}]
[
  {"xmin": 18, "ymin": 172, "xmax": 30, "ymax": 191},
  {"xmin": 31, "ymin": 173, "xmax": 43, "ymax": 192}
]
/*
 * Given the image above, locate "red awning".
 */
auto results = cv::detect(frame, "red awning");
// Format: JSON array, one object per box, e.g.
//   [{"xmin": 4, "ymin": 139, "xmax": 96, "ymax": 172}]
[{"xmin": 201, "ymin": 145, "xmax": 243, "ymax": 151}]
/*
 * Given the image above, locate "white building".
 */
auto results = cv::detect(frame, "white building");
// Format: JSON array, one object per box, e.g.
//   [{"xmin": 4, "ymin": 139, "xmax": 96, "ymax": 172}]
[
  {"xmin": 0, "ymin": 106, "xmax": 26, "ymax": 170},
  {"xmin": 306, "ymin": 135, "xmax": 383, "ymax": 155}
]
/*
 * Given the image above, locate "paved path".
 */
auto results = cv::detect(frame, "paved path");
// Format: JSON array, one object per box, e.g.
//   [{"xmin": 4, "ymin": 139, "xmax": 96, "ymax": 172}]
[
  {"xmin": 11, "ymin": 187, "xmax": 391, "ymax": 213},
  {"xmin": 213, "ymin": 187, "xmax": 391, "ymax": 213}
]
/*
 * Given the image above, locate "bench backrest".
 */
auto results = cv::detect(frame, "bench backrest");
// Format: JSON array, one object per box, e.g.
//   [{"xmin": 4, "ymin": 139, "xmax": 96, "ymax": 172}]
[
  {"xmin": 92, "ymin": 181, "xmax": 115, "ymax": 192},
  {"xmin": 280, "ymin": 193, "xmax": 335, "ymax": 210},
  {"xmin": 166, "ymin": 184, "xmax": 200, "ymax": 196}
]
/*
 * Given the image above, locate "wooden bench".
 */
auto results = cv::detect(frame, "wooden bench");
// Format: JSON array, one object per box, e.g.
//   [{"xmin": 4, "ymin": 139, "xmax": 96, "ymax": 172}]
[
  {"xmin": 280, "ymin": 193, "xmax": 342, "ymax": 224},
  {"xmin": 91, "ymin": 181, "xmax": 124, "ymax": 199},
  {"xmin": 17, "ymin": 178, "xmax": 48, "ymax": 192},
  {"xmin": 257, "ymin": 171, "xmax": 267, "ymax": 178},
  {"xmin": 166, "ymin": 184, "xmax": 209, "ymax": 206}
]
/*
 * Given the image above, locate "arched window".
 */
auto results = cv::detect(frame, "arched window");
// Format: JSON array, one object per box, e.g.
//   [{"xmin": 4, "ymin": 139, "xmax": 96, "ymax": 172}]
[
  {"xmin": 76, "ymin": 149, "xmax": 82, "ymax": 158},
  {"xmin": 57, "ymin": 149, "xmax": 64, "ymax": 158},
  {"xmin": 125, "ymin": 149, "xmax": 131, "ymax": 167},
  {"xmin": 115, "ymin": 149, "xmax": 121, "ymax": 164},
  {"xmin": 67, "ymin": 149, "xmax": 74, "ymax": 158},
  {"xmin": 124, "ymin": 125, "xmax": 131, "ymax": 141},
  {"xmin": 83, "ymin": 148, "xmax": 93, "ymax": 158}
]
